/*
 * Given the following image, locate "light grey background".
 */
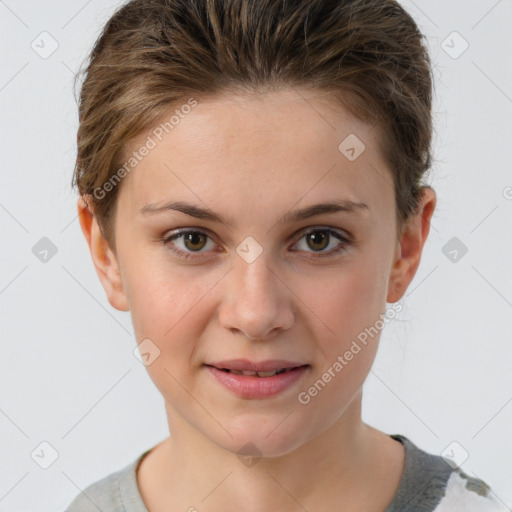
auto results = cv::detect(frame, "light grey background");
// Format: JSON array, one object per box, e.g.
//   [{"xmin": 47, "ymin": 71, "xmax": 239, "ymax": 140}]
[{"xmin": 0, "ymin": 0, "xmax": 511, "ymax": 510}]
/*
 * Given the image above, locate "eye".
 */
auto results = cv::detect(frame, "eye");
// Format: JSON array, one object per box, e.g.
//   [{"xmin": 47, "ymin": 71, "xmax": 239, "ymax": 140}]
[
  {"xmin": 161, "ymin": 227, "xmax": 351, "ymax": 260},
  {"xmin": 162, "ymin": 229, "xmax": 217, "ymax": 259},
  {"xmin": 291, "ymin": 228, "xmax": 351, "ymax": 258}
]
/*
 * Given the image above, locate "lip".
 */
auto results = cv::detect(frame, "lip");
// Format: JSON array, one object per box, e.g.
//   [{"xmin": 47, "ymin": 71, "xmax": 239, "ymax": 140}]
[{"xmin": 205, "ymin": 360, "xmax": 310, "ymax": 399}]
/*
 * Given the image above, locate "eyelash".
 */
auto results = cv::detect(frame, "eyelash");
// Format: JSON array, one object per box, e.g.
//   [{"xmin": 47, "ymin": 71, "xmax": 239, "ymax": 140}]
[{"xmin": 160, "ymin": 227, "xmax": 351, "ymax": 261}]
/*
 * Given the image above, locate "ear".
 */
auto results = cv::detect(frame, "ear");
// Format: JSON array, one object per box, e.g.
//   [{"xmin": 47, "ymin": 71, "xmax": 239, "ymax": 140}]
[
  {"xmin": 386, "ymin": 187, "xmax": 437, "ymax": 303},
  {"xmin": 77, "ymin": 197, "xmax": 129, "ymax": 312}
]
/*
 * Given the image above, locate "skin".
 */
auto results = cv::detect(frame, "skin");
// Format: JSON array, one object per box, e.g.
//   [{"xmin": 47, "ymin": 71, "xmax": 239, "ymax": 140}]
[{"xmin": 78, "ymin": 87, "xmax": 436, "ymax": 511}]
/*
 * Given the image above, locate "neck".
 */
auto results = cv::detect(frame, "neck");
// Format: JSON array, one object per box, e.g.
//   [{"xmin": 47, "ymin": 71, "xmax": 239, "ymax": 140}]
[{"xmin": 138, "ymin": 390, "xmax": 403, "ymax": 511}]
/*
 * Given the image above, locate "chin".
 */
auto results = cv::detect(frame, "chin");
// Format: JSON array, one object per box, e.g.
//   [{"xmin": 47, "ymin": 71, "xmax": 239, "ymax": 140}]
[{"xmin": 212, "ymin": 414, "xmax": 311, "ymax": 460}]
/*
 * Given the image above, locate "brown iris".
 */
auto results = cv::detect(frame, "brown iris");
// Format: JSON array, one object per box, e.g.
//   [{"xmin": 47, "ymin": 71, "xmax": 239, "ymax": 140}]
[
  {"xmin": 183, "ymin": 232, "xmax": 208, "ymax": 251},
  {"xmin": 306, "ymin": 231, "xmax": 330, "ymax": 251}
]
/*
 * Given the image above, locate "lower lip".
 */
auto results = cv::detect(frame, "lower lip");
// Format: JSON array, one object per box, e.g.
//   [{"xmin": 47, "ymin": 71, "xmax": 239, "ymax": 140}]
[{"xmin": 205, "ymin": 365, "xmax": 309, "ymax": 399}]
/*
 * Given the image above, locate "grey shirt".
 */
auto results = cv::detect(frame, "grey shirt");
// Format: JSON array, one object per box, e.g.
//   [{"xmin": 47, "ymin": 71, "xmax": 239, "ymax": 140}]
[{"xmin": 64, "ymin": 434, "xmax": 509, "ymax": 511}]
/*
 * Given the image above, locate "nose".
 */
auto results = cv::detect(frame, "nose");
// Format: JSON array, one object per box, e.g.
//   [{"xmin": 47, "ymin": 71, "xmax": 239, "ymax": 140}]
[{"xmin": 218, "ymin": 251, "xmax": 295, "ymax": 341}]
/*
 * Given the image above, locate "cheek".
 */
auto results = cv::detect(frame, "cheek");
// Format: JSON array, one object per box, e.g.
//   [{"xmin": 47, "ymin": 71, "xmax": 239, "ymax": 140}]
[
  {"xmin": 119, "ymin": 238, "xmax": 203, "ymax": 332},
  {"xmin": 296, "ymin": 253, "xmax": 390, "ymax": 351},
  {"xmin": 294, "ymin": 261, "xmax": 387, "ymax": 421},
  {"xmin": 124, "ymin": 264, "xmax": 211, "ymax": 393}
]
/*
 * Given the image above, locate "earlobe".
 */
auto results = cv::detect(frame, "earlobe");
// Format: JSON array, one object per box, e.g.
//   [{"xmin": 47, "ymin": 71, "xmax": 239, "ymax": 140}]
[
  {"xmin": 386, "ymin": 187, "xmax": 436, "ymax": 303},
  {"xmin": 77, "ymin": 197, "xmax": 130, "ymax": 312}
]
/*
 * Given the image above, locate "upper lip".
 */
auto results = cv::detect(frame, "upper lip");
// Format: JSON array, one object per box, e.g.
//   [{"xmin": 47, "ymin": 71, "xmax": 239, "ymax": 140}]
[{"xmin": 206, "ymin": 359, "xmax": 308, "ymax": 372}]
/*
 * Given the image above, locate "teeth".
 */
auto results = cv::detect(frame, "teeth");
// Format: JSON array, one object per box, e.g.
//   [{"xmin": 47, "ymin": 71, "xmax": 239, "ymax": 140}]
[
  {"xmin": 256, "ymin": 370, "xmax": 280, "ymax": 377},
  {"xmin": 223, "ymin": 368, "xmax": 292, "ymax": 377}
]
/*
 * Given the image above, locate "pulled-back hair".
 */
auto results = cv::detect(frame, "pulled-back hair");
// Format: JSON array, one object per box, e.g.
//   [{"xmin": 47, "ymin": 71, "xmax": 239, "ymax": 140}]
[{"xmin": 73, "ymin": 0, "xmax": 434, "ymax": 248}]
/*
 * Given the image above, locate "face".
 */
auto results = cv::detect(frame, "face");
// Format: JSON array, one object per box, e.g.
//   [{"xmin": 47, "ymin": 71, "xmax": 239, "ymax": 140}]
[{"xmin": 82, "ymin": 88, "xmax": 431, "ymax": 458}]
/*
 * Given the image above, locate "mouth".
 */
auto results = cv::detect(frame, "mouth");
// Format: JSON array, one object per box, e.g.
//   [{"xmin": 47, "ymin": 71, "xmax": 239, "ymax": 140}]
[
  {"xmin": 204, "ymin": 360, "xmax": 310, "ymax": 398},
  {"xmin": 209, "ymin": 366, "xmax": 304, "ymax": 378}
]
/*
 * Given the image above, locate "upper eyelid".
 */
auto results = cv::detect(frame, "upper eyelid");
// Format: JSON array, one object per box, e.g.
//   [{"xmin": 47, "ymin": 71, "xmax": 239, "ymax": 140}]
[{"xmin": 165, "ymin": 225, "xmax": 350, "ymax": 248}]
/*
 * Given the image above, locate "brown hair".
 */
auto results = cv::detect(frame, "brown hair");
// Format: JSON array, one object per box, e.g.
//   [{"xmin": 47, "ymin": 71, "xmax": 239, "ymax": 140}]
[{"xmin": 73, "ymin": 0, "xmax": 434, "ymax": 249}]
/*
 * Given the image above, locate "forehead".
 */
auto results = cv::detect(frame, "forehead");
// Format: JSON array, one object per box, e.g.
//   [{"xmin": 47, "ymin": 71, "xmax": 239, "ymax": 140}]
[{"xmin": 117, "ymin": 88, "xmax": 393, "ymax": 222}]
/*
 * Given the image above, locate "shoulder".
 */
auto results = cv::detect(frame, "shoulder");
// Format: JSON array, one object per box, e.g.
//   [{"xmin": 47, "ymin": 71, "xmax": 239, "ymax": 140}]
[
  {"xmin": 386, "ymin": 434, "xmax": 510, "ymax": 512},
  {"xmin": 63, "ymin": 469, "xmax": 122, "ymax": 512},
  {"xmin": 63, "ymin": 452, "xmax": 148, "ymax": 512},
  {"xmin": 434, "ymin": 468, "xmax": 510, "ymax": 512}
]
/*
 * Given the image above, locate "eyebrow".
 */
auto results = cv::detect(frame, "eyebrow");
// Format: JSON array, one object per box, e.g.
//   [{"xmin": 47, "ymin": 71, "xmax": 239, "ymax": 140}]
[{"xmin": 139, "ymin": 199, "xmax": 369, "ymax": 225}]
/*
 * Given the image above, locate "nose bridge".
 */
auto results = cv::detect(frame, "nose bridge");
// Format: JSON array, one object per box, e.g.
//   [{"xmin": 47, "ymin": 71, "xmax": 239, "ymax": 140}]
[
  {"xmin": 218, "ymin": 243, "xmax": 294, "ymax": 339},
  {"xmin": 236, "ymin": 247, "xmax": 276, "ymax": 295},
  {"xmin": 232, "ymin": 234, "xmax": 279, "ymax": 294}
]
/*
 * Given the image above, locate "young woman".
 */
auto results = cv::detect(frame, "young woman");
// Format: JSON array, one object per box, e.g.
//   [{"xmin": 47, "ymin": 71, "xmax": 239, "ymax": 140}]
[{"xmin": 65, "ymin": 0, "xmax": 508, "ymax": 510}]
